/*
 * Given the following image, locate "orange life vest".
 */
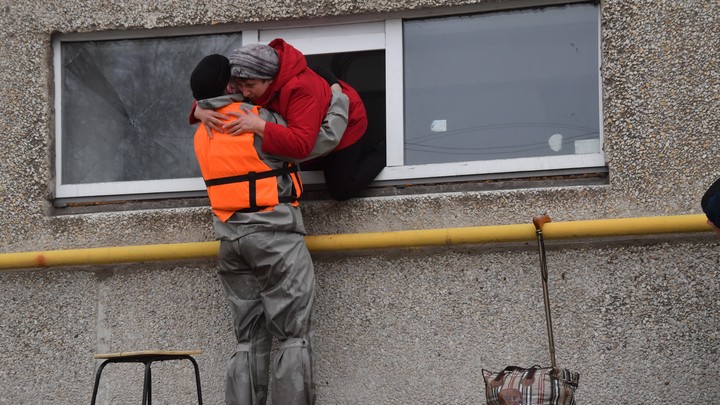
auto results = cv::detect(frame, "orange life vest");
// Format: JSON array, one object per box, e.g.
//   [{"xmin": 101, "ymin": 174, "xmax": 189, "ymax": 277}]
[{"xmin": 193, "ymin": 102, "xmax": 302, "ymax": 222}]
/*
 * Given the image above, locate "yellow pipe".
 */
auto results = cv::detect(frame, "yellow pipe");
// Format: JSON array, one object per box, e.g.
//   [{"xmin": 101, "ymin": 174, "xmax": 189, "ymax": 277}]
[
  {"xmin": 305, "ymin": 223, "xmax": 534, "ymax": 251},
  {"xmin": 0, "ymin": 242, "xmax": 220, "ymax": 270},
  {"xmin": 540, "ymin": 214, "xmax": 710, "ymax": 240},
  {"xmin": 304, "ymin": 214, "xmax": 710, "ymax": 251},
  {"xmin": 0, "ymin": 214, "xmax": 711, "ymax": 271}
]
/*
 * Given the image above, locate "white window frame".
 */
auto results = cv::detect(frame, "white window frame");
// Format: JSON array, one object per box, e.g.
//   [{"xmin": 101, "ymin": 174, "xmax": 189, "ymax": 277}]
[
  {"xmin": 252, "ymin": 13, "xmax": 603, "ymax": 184},
  {"xmin": 53, "ymin": 3, "xmax": 603, "ymax": 200},
  {"xmin": 53, "ymin": 31, "xmax": 216, "ymax": 199}
]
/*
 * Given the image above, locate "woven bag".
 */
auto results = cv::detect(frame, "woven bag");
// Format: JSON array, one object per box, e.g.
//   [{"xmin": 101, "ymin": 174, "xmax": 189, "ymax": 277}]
[{"xmin": 482, "ymin": 365, "xmax": 579, "ymax": 405}]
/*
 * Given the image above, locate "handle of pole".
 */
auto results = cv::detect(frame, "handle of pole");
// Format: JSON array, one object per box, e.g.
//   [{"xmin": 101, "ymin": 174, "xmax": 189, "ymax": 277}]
[{"xmin": 532, "ymin": 215, "xmax": 552, "ymax": 231}]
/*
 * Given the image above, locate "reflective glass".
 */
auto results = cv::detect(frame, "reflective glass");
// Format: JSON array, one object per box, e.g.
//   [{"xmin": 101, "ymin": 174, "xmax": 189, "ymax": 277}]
[
  {"xmin": 61, "ymin": 34, "xmax": 241, "ymax": 184},
  {"xmin": 403, "ymin": 4, "xmax": 599, "ymax": 165}
]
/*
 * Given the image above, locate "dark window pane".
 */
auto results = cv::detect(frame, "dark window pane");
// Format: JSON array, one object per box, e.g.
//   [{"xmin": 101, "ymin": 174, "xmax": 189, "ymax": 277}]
[
  {"xmin": 61, "ymin": 34, "xmax": 241, "ymax": 184},
  {"xmin": 403, "ymin": 4, "xmax": 599, "ymax": 165}
]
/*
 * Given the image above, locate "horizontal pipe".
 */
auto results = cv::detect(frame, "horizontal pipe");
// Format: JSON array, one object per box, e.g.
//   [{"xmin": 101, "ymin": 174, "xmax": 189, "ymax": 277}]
[
  {"xmin": 0, "ymin": 214, "xmax": 711, "ymax": 271},
  {"xmin": 305, "ymin": 214, "xmax": 711, "ymax": 251},
  {"xmin": 0, "ymin": 242, "xmax": 220, "ymax": 270}
]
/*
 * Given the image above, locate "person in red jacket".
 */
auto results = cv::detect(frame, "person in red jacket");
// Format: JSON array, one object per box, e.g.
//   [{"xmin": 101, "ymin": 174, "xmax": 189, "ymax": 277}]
[{"xmin": 194, "ymin": 39, "xmax": 386, "ymax": 201}]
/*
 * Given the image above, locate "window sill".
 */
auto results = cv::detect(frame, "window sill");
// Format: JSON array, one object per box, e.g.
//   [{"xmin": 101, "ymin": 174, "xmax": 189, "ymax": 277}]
[{"xmin": 50, "ymin": 167, "xmax": 608, "ymax": 215}]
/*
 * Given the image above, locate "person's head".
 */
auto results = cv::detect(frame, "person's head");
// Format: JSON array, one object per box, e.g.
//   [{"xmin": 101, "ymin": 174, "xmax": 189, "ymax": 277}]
[
  {"xmin": 190, "ymin": 54, "xmax": 234, "ymax": 100},
  {"xmin": 229, "ymin": 43, "xmax": 279, "ymax": 100}
]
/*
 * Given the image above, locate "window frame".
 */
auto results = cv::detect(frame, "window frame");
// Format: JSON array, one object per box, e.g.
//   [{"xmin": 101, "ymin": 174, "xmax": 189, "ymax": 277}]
[
  {"xmin": 52, "ymin": 27, "xmax": 245, "ymax": 200},
  {"xmin": 52, "ymin": 1, "xmax": 603, "ymax": 201}
]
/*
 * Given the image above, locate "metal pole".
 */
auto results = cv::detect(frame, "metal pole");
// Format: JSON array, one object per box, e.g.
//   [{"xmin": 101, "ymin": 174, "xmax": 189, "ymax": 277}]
[{"xmin": 534, "ymin": 215, "xmax": 557, "ymax": 368}]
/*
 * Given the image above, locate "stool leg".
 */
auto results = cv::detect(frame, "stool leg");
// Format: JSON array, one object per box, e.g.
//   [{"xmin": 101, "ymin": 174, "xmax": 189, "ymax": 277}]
[
  {"xmin": 90, "ymin": 360, "xmax": 110, "ymax": 405},
  {"xmin": 142, "ymin": 361, "xmax": 153, "ymax": 405},
  {"xmin": 187, "ymin": 356, "xmax": 203, "ymax": 404}
]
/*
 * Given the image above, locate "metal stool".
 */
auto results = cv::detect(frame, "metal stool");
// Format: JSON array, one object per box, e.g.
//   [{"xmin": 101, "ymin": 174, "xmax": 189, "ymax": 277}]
[{"xmin": 90, "ymin": 350, "xmax": 203, "ymax": 405}]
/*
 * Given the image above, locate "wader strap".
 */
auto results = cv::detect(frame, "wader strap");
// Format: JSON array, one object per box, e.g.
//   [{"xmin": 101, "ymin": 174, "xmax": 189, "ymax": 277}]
[
  {"xmin": 278, "ymin": 338, "xmax": 308, "ymax": 350},
  {"xmin": 232, "ymin": 195, "xmax": 296, "ymax": 214},
  {"xmin": 286, "ymin": 162, "xmax": 301, "ymax": 199}
]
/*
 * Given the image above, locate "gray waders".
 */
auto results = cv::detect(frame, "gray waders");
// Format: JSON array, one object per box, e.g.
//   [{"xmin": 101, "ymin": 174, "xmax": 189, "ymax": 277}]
[{"xmin": 218, "ymin": 231, "xmax": 315, "ymax": 405}]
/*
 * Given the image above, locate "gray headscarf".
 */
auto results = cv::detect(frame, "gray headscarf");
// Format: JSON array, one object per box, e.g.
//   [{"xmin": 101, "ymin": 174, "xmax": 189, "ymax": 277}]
[{"xmin": 229, "ymin": 43, "xmax": 279, "ymax": 79}]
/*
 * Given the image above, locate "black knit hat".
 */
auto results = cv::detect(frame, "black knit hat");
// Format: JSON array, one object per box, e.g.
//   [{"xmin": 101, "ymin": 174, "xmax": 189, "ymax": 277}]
[{"xmin": 190, "ymin": 54, "xmax": 230, "ymax": 100}]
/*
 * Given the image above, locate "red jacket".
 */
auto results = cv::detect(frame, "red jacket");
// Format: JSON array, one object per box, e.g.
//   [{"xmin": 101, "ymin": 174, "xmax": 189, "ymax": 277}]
[{"xmin": 258, "ymin": 39, "xmax": 367, "ymax": 160}]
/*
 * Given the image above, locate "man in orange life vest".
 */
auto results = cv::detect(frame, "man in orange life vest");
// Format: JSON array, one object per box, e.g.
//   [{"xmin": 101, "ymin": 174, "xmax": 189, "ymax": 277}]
[{"xmin": 190, "ymin": 54, "xmax": 341, "ymax": 405}]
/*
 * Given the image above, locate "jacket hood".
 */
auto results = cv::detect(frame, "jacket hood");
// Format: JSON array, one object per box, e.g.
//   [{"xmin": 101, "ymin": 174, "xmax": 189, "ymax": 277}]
[{"xmin": 197, "ymin": 94, "xmax": 246, "ymax": 110}]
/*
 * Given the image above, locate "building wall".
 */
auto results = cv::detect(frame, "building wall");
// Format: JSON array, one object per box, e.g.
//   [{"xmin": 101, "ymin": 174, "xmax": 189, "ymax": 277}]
[{"xmin": 0, "ymin": 0, "xmax": 719, "ymax": 404}]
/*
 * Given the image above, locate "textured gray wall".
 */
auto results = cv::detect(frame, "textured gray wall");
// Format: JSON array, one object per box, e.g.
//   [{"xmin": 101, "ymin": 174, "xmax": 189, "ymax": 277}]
[{"xmin": 1, "ymin": 0, "xmax": 719, "ymax": 404}]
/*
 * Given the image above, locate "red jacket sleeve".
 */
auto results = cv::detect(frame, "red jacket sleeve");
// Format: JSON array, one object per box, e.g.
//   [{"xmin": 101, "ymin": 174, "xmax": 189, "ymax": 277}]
[
  {"xmin": 189, "ymin": 100, "xmax": 199, "ymax": 125},
  {"xmin": 261, "ymin": 86, "xmax": 326, "ymax": 159}
]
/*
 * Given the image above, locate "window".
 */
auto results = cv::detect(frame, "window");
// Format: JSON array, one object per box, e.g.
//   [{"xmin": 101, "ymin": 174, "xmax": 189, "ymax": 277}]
[
  {"xmin": 54, "ymin": 32, "xmax": 241, "ymax": 200},
  {"xmin": 53, "ymin": 2, "xmax": 601, "ymax": 201},
  {"xmin": 402, "ymin": 5, "xmax": 601, "ymax": 168}
]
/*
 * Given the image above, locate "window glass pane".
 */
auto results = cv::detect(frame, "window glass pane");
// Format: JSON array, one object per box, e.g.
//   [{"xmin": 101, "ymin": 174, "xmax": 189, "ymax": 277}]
[
  {"xmin": 60, "ymin": 34, "xmax": 241, "ymax": 184},
  {"xmin": 403, "ymin": 4, "xmax": 599, "ymax": 165}
]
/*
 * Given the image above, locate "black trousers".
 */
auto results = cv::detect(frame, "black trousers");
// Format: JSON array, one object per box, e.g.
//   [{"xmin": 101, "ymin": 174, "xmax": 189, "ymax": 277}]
[{"xmin": 314, "ymin": 131, "xmax": 386, "ymax": 201}]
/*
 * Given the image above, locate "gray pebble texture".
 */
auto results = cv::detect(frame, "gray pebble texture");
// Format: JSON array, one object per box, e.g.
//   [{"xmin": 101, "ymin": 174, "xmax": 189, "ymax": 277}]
[{"xmin": 0, "ymin": 0, "xmax": 719, "ymax": 404}]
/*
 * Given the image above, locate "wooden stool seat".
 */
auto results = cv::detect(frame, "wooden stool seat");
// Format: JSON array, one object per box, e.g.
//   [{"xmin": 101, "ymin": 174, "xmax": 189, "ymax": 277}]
[
  {"xmin": 94, "ymin": 349, "xmax": 203, "ymax": 359},
  {"xmin": 91, "ymin": 349, "xmax": 203, "ymax": 405}
]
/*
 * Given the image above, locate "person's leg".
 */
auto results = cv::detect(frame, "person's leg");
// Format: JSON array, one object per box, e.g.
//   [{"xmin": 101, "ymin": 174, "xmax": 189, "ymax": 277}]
[
  {"xmin": 322, "ymin": 133, "xmax": 386, "ymax": 201},
  {"xmin": 217, "ymin": 239, "xmax": 272, "ymax": 405},
  {"xmin": 244, "ymin": 231, "xmax": 316, "ymax": 405}
]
